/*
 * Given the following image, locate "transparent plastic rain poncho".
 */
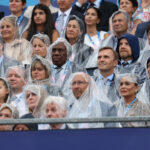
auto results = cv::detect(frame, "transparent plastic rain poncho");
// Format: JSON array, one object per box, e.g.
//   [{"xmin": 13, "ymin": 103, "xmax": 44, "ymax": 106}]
[
  {"xmin": 30, "ymin": 33, "xmax": 51, "ymax": 59},
  {"xmin": 0, "ymin": 15, "xmax": 31, "ymax": 65},
  {"xmin": 48, "ymin": 37, "xmax": 72, "ymax": 60},
  {"xmin": 0, "ymin": 77, "xmax": 11, "ymax": 104},
  {"xmin": 137, "ymin": 57, "xmax": 150, "ymax": 105},
  {"xmin": 115, "ymin": 73, "xmax": 150, "ymax": 127},
  {"xmin": 137, "ymin": 31, "xmax": 150, "ymax": 68},
  {"xmin": 67, "ymin": 72, "xmax": 105, "ymax": 129},
  {"xmin": 28, "ymin": 55, "xmax": 63, "ymax": 96},
  {"xmin": 24, "ymin": 83, "xmax": 47, "ymax": 118}
]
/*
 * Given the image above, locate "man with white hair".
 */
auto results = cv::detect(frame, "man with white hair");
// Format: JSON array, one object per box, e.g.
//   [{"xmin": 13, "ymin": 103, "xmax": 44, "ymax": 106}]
[
  {"xmin": 43, "ymin": 96, "xmax": 68, "ymax": 130},
  {"xmin": 6, "ymin": 66, "xmax": 28, "ymax": 117},
  {"xmin": 49, "ymin": 37, "xmax": 86, "ymax": 89}
]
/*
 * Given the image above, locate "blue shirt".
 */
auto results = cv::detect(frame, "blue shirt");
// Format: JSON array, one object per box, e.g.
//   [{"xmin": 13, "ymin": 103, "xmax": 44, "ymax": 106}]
[{"xmin": 98, "ymin": 73, "xmax": 114, "ymax": 87}]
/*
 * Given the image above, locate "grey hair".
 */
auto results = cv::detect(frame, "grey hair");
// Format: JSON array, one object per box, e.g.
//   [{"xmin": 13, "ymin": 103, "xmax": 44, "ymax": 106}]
[
  {"xmin": 117, "ymin": 73, "xmax": 140, "ymax": 85},
  {"xmin": 30, "ymin": 33, "xmax": 50, "ymax": 47},
  {"xmin": 110, "ymin": 10, "xmax": 130, "ymax": 34},
  {"xmin": 49, "ymin": 37, "xmax": 72, "ymax": 59},
  {"xmin": 43, "ymin": 96, "xmax": 67, "ymax": 112}
]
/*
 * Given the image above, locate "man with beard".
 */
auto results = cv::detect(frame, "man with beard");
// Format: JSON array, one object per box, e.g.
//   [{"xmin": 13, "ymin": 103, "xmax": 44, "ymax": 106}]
[{"xmin": 115, "ymin": 33, "xmax": 146, "ymax": 85}]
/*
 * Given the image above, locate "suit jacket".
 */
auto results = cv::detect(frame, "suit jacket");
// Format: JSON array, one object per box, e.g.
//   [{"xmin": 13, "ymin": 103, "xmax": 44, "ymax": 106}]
[
  {"xmin": 0, "ymin": 54, "xmax": 21, "ymax": 77},
  {"xmin": 135, "ymin": 21, "xmax": 150, "ymax": 39},
  {"xmin": 100, "ymin": 101, "xmax": 117, "ymax": 127},
  {"xmin": 73, "ymin": 0, "xmax": 118, "ymax": 31}
]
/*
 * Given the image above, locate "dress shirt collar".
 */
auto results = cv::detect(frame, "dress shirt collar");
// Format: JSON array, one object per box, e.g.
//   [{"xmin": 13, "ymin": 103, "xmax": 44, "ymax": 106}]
[
  {"xmin": 99, "ymin": 73, "xmax": 114, "ymax": 82},
  {"xmin": 120, "ymin": 59, "xmax": 133, "ymax": 65},
  {"xmin": 16, "ymin": 93, "xmax": 23, "ymax": 99},
  {"xmin": 58, "ymin": 7, "xmax": 72, "ymax": 18}
]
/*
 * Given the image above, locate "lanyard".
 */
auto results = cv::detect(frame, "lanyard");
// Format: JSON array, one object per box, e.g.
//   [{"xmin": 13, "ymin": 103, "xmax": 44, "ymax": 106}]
[
  {"xmin": 17, "ymin": 13, "xmax": 24, "ymax": 26},
  {"xmin": 86, "ymin": 32, "xmax": 101, "ymax": 49},
  {"xmin": 51, "ymin": 60, "xmax": 71, "ymax": 84},
  {"xmin": 123, "ymin": 97, "xmax": 136, "ymax": 116}
]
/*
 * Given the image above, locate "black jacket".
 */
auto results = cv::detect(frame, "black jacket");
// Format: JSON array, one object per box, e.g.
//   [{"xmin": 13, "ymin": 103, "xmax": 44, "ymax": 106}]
[{"xmin": 73, "ymin": 0, "xmax": 118, "ymax": 31}]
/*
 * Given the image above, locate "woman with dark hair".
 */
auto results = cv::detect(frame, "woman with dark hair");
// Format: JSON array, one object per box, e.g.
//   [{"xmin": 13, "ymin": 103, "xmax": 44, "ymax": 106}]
[
  {"xmin": 84, "ymin": 6, "xmax": 109, "ymax": 74},
  {"xmin": 64, "ymin": 15, "xmax": 93, "ymax": 67},
  {"xmin": 22, "ymin": 3, "xmax": 59, "ymax": 42},
  {"xmin": 84, "ymin": 6, "xmax": 109, "ymax": 51}
]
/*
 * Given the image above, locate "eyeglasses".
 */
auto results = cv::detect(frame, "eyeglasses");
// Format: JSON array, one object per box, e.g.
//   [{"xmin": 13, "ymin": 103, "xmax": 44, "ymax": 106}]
[{"xmin": 72, "ymin": 81, "xmax": 88, "ymax": 86}]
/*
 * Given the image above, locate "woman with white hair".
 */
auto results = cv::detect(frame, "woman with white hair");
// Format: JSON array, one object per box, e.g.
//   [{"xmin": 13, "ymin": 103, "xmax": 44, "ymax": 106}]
[
  {"xmin": 116, "ymin": 73, "xmax": 150, "ymax": 127},
  {"xmin": 42, "ymin": 96, "xmax": 68, "ymax": 130},
  {"xmin": 0, "ymin": 15, "xmax": 31, "ymax": 65}
]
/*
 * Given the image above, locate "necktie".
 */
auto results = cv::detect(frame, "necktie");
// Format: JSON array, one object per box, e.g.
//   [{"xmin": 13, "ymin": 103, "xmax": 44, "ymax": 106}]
[
  {"xmin": 122, "ymin": 62, "xmax": 129, "ymax": 67},
  {"xmin": 56, "ymin": 13, "xmax": 66, "ymax": 37}
]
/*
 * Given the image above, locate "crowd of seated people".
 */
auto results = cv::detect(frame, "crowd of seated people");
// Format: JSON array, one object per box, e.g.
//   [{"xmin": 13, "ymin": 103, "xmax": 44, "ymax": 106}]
[{"xmin": 0, "ymin": 0, "xmax": 149, "ymax": 131}]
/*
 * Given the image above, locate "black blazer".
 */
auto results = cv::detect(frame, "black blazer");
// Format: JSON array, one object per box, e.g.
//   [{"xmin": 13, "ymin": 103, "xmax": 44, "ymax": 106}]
[
  {"xmin": 73, "ymin": 0, "xmax": 118, "ymax": 31},
  {"xmin": 135, "ymin": 21, "xmax": 150, "ymax": 38}
]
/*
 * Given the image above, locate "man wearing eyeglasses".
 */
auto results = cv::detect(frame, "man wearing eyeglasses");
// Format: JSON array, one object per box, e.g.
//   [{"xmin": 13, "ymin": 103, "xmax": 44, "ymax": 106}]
[{"xmin": 67, "ymin": 72, "xmax": 117, "ymax": 129}]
